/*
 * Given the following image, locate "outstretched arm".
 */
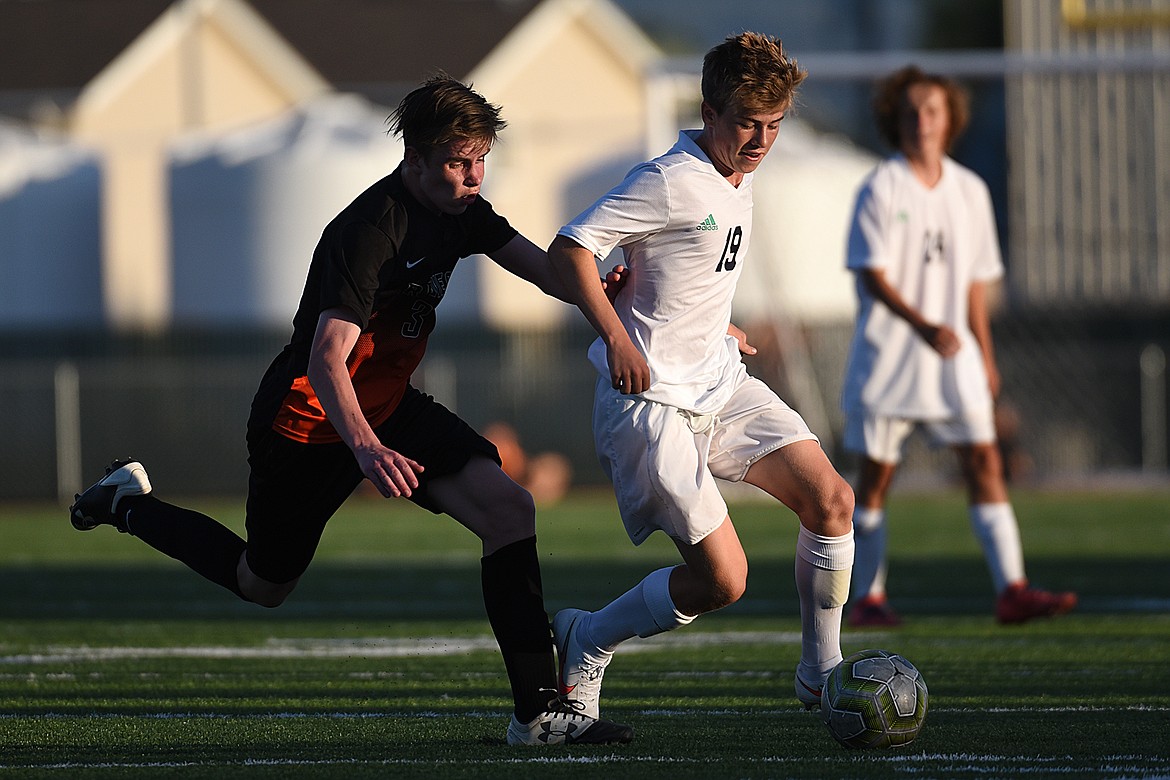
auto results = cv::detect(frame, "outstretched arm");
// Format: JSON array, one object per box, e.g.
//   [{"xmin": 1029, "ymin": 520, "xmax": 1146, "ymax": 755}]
[
  {"xmin": 859, "ymin": 268, "xmax": 960, "ymax": 357},
  {"xmin": 548, "ymin": 234, "xmax": 650, "ymax": 394},
  {"xmin": 489, "ymin": 234, "xmax": 629, "ymax": 303}
]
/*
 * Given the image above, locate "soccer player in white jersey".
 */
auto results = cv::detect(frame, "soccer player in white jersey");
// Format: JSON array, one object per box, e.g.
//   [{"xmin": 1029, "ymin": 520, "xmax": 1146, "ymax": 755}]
[
  {"xmin": 547, "ymin": 32, "xmax": 855, "ymax": 720},
  {"xmin": 841, "ymin": 65, "xmax": 1077, "ymax": 627}
]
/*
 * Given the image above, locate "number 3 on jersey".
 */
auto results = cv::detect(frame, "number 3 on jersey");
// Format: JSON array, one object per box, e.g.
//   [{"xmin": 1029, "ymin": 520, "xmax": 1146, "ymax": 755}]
[{"xmin": 715, "ymin": 225, "xmax": 743, "ymax": 272}]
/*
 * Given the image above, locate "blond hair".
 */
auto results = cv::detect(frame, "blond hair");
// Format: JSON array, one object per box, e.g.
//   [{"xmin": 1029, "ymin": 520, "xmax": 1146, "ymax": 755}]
[{"xmin": 701, "ymin": 32, "xmax": 807, "ymax": 115}]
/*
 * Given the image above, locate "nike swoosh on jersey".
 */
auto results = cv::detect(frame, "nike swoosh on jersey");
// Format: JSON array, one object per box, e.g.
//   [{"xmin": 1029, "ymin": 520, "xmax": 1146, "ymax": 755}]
[{"xmin": 405, "ymin": 256, "xmax": 426, "ymax": 269}]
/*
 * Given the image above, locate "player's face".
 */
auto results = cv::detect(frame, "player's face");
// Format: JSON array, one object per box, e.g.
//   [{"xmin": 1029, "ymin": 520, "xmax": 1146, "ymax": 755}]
[
  {"xmin": 898, "ymin": 83, "xmax": 949, "ymax": 161},
  {"xmin": 700, "ymin": 102, "xmax": 786, "ymax": 184},
  {"xmin": 409, "ymin": 139, "xmax": 490, "ymax": 215}
]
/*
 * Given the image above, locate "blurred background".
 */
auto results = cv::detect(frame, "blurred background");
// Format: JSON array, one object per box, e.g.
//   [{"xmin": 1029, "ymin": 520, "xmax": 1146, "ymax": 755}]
[{"xmin": 0, "ymin": 0, "xmax": 1167, "ymax": 501}]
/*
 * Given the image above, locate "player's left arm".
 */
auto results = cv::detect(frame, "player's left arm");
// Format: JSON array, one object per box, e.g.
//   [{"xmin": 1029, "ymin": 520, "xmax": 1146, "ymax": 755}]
[
  {"xmin": 489, "ymin": 234, "xmax": 628, "ymax": 303},
  {"xmin": 968, "ymin": 280, "xmax": 1001, "ymax": 399}
]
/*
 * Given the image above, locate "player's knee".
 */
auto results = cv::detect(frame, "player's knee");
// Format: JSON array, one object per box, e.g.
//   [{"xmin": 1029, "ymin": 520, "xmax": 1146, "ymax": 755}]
[
  {"xmin": 477, "ymin": 482, "xmax": 537, "ymax": 552},
  {"xmin": 715, "ymin": 571, "xmax": 748, "ymax": 607},
  {"xmin": 705, "ymin": 561, "xmax": 748, "ymax": 609},
  {"xmin": 496, "ymin": 482, "xmax": 537, "ymax": 535},
  {"xmin": 814, "ymin": 477, "xmax": 855, "ymax": 536},
  {"xmin": 237, "ymin": 558, "xmax": 299, "ymax": 608},
  {"xmin": 251, "ymin": 592, "xmax": 287, "ymax": 609},
  {"xmin": 968, "ymin": 445, "xmax": 1002, "ymax": 480},
  {"xmin": 245, "ymin": 578, "xmax": 299, "ymax": 608},
  {"xmin": 833, "ymin": 478, "xmax": 856, "ymax": 523}
]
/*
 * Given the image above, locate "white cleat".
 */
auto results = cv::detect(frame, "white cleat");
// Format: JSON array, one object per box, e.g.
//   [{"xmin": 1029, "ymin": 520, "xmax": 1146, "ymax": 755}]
[
  {"xmin": 505, "ymin": 697, "xmax": 633, "ymax": 746},
  {"xmin": 795, "ymin": 668, "xmax": 825, "ymax": 711},
  {"xmin": 552, "ymin": 608, "xmax": 612, "ymax": 720}
]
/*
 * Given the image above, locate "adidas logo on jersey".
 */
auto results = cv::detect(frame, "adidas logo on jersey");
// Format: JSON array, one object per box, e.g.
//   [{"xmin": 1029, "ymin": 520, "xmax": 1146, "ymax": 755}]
[{"xmin": 696, "ymin": 214, "xmax": 718, "ymax": 231}]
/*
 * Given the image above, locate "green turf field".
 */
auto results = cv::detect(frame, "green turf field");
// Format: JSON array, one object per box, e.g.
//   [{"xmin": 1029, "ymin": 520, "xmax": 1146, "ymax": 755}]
[{"xmin": 2, "ymin": 489, "xmax": 1168, "ymax": 778}]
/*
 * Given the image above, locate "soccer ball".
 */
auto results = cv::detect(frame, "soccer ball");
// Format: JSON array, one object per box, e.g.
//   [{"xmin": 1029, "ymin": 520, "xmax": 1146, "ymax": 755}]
[{"xmin": 820, "ymin": 649, "xmax": 928, "ymax": 749}]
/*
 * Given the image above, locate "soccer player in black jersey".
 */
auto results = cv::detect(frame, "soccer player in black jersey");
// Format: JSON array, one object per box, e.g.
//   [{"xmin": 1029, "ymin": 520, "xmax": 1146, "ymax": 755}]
[{"xmin": 70, "ymin": 75, "xmax": 633, "ymax": 746}]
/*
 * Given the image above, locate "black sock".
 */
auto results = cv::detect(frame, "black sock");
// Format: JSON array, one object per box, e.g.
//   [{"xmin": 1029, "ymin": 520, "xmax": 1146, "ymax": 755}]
[
  {"xmin": 122, "ymin": 495, "xmax": 249, "ymax": 601},
  {"xmin": 481, "ymin": 536, "xmax": 557, "ymax": 722}
]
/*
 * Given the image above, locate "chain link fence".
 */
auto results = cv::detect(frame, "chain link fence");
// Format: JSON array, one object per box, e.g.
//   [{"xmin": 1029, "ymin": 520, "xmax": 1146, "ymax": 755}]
[{"xmin": 2, "ymin": 314, "xmax": 1166, "ymax": 503}]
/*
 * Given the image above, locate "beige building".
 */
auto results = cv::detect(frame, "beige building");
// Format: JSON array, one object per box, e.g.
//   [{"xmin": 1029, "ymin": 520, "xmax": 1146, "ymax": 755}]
[
  {"xmin": 1, "ymin": 0, "xmax": 657, "ymax": 331},
  {"xmin": 70, "ymin": 0, "xmax": 329, "ymax": 330}
]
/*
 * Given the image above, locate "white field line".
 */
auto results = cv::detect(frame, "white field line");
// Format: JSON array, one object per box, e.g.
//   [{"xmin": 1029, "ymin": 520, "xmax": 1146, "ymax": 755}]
[
  {"xmin": 0, "ymin": 630, "xmax": 804, "ymax": 665},
  {"xmin": 1, "ymin": 754, "xmax": 1168, "ymax": 775},
  {"xmin": 2, "ymin": 704, "xmax": 1168, "ymax": 721}
]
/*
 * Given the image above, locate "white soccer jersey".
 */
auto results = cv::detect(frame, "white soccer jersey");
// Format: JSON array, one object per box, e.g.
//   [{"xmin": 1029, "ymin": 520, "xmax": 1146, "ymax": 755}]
[
  {"xmin": 559, "ymin": 130, "xmax": 755, "ymax": 413},
  {"xmin": 841, "ymin": 155, "xmax": 1004, "ymax": 419}
]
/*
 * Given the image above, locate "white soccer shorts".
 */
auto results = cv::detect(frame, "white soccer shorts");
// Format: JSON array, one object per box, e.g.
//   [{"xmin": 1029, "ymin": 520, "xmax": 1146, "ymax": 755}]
[
  {"xmin": 843, "ymin": 406, "xmax": 997, "ymax": 465},
  {"xmin": 593, "ymin": 370, "xmax": 819, "ymax": 546}
]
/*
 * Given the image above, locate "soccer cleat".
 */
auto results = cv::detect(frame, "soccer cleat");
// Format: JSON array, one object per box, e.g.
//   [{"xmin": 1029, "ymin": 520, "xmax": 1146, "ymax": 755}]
[
  {"xmin": 848, "ymin": 595, "xmax": 904, "ymax": 628},
  {"xmin": 553, "ymin": 608, "xmax": 612, "ymax": 720},
  {"xmin": 69, "ymin": 459, "xmax": 152, "ymax": 533},
  {"xmin": 794, "ymin": 668, "xmax": 825, "ymax": 711},
  {"xmin": 505, "ymin": 697, "xmax": 634, "ymax": 746},
  {"xmin": 995, "ymin": 581, "xmax": 1077, "ymax": 624}
]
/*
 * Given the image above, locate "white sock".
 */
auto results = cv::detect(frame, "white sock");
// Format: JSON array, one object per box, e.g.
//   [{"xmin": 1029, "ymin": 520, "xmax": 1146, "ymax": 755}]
[
  {"xmin": 968, "ymin": 502, "xmax": 1026, "ymax": 594},
  {"xmin": 795, "ymin": 526, "xmax": 854, "ymax": 682},
  {"xmin": 583, "ymin": 566, "xmax": 695, "ymax": 653},
  {"xmin": 849, "ymin": 507, "xmax": 887, "ymax": 601}
]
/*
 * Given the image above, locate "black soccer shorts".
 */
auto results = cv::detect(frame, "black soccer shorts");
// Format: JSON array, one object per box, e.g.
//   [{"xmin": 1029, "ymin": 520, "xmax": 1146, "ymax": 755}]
[{"xmin": 241, "ymin": 385, "xmax": 500, "ymax": 584}]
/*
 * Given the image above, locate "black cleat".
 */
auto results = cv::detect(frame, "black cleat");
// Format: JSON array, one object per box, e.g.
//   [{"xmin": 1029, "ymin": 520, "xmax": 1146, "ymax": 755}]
[{"xmin": 69, "ymin": 459, "xmax": 151, "ymax": 532}]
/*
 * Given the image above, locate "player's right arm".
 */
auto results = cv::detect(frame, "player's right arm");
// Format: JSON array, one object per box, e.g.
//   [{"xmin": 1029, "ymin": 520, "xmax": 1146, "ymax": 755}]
[
  {"xmin": 306, "ymin": 307, "xmax": 423, "ymax": 497},
  {"xmin": 848, "ymin": 172, "xmax": 959, "ymax": 358},
  {"xmin": 859, "ymin": 268, "xmax": 960, "ymax": 357},
  {"xmin": 548, "ymin": 235, "xmax": 650, "ymax": 394}
]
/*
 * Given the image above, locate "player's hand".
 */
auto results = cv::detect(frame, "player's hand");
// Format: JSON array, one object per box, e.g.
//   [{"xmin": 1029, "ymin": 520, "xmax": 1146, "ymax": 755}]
[
  {"xmin": 602, "ymin": 264, "xmax": 628, "ymax": 303},
  {"xmin": 920, "ymin": 323, "xmax": 961, "ymax": 358},
  {"xmin": 355, "ymin": 444, "xmax": 424, "ymax": 498},
  {"xmin": 607, "ymin": 337, "xmax": 650, "ymax": 395},
  {"xmin": 728, "ymin": 322, "xmax": 757, "ymax": 356}
]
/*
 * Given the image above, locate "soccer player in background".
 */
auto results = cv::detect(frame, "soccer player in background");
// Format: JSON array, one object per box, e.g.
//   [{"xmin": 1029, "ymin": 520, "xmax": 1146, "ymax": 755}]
[
  {"xmin": 840, "ymin": 65, "xmax": 1077, "ymax": 627},
  {"xmin": 68, "ymin": 75, "xmax": 633, "ymax": 746},
  {"xmin": 547, "ymin": 32, "xmax": 855, "ymax": 721}
]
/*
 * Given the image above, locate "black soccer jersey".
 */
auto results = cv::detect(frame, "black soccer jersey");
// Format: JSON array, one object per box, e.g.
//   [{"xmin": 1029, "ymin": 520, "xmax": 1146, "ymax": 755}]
[{"xmin": 249, "ymin": 166, "xmax": 517, "ymax": 443}]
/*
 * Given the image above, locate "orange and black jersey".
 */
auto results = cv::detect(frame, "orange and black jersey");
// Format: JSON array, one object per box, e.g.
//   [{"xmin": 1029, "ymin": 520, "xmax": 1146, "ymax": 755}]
[{"xmin": 249, "ymin": 166, "xmax": 517, "ymax": 444}]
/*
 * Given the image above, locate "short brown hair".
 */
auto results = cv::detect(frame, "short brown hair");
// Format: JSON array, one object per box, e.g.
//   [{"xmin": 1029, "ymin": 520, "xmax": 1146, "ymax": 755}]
[
  {"xmin": 701, "ymin": 32, "xmax": 807, "ymax": 116},
  {"xmin": 388, "ymin": 74, "xmax": 506, "ymax": 160},
  {"xmin": 873, "ymin": 65, "xmax": 970, "ymax": 152}
]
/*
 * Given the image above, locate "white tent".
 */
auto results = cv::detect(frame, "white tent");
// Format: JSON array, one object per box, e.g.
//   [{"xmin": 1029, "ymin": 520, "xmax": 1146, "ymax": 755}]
[
  {"xmin": 734, "ymin": 119, "xmax": 878, "ymax": 326},
  {"xmin": 168, "ymin": 93, "xmax": 403, "ymax": 327},
  {"xmin": 728, "ymin": 120, "xmax": 879, "ymax": 452},
  {"xmin": 0, "ymin": 123, "xmax": 103, "ymax": 326}
]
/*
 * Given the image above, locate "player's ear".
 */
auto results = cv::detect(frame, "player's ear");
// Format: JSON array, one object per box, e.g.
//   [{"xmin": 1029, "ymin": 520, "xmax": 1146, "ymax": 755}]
[
  {"xmin": 699, "ymin": 101, "xmax": 719, "ymax": 127},
  {"xmin": 403, "ymin": 146, "xmax": 424, "ymax": 171}
]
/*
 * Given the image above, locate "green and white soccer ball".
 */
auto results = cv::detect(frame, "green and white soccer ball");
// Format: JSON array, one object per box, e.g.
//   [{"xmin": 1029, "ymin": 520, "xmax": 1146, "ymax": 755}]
[{"xmin": 820, "ymin": 649, "xmax": 929, "ymax": 749}]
